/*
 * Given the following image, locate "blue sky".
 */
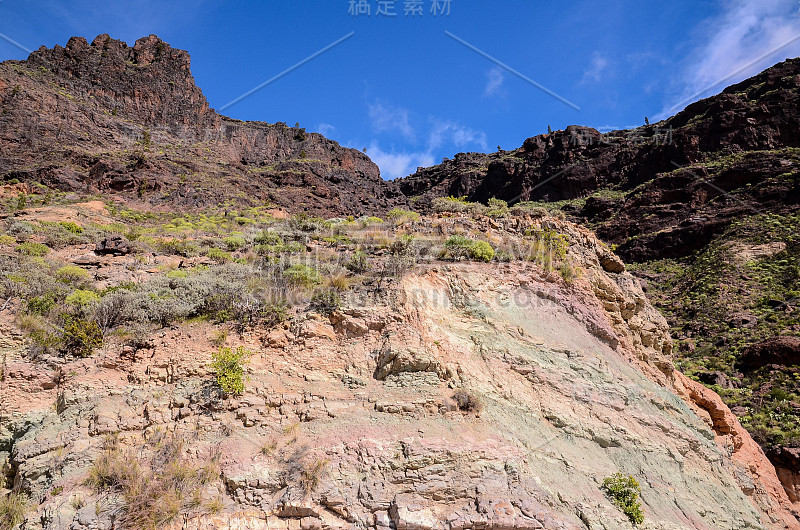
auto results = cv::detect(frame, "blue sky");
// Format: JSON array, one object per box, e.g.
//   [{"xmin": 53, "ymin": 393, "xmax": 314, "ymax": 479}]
[{"xmin": 2, "ymin": 0, "xmax": 800, "ymax": 179}]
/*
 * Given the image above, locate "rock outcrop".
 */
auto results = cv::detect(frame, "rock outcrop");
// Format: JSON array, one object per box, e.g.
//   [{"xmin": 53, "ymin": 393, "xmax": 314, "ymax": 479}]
[
  {"xmin": 397, "ymin": 58, "xmax": 800, "ymax": 263},
  {"xmin": 0, "ymin": 35, "xmax": 407, "ymax": 216},
  {"xmin": 737, "ymin": 336, "xmax": 800, "ymax": 371},
  {"xmin": 1, "ymin": 211, "xmax": 797, "ymax": 529},
  {"xmin": 395, "ymin": 57, "xmax": 800, "ymax": 500}
]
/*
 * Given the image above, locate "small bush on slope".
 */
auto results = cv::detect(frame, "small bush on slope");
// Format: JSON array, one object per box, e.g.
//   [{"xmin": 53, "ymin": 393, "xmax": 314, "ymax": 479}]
[
  {"xmin": 442, "ymin": 235, "xmax": 495, "ymax": 262},
  {"xmin": 87, "ymin": 435, "xmax": 219, "ymax": 529},
  {"xmin": 211, "ymin": 346, "xmax": 252, "ymax": 396},
  {"xmin": 602, "ymin": 473, "xmax": 644, "ymax": 525}
]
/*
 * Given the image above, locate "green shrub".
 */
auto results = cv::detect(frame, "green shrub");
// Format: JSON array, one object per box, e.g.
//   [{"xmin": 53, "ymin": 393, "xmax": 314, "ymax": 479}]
[
  {"xmin": 346, "ymin": 251, "xmax": 369, "ymax": 273},
  {"xmin": 469, "ymin": 240, "xmax": 495, "ymax": 262},
  {"xmin": 16, "ymin": 242, "xmax": 50, "ymax": 256},
  {"xmin": 254, "ymin": 230, "xmax": 282, "ymax": 245},
  {"xmin": 27, "ymin": 294, "xmax": 56, "ymax": 315},
  {"xmin": 486, "ymin": 198, "xmax": 509, "ymax": 217},
  {"xmin": 0, "ymin": 492, "xmax": 27, "ymax": 530},
  {"xmin": 443, "ymin": 236, "xmax": 494, "ymax": 262},
  {"xmin": 559, "ymin": 262, "xmax": 576, "ymax": 283},
  {"xmin": 223, "ymin": 234, "xmax": 247, "ymax": 251},
  {"xmin": 206, "ymin": 248, "xmax": 232, "ymax": 263},
  {"xmin": 166, "ymin": 269, "xmax": 189, "ymax": 279},
  {"xmin": 59, "ymin": 221, "xmax": 83, "ymax": 234},
  {"xmin": 360, "ymin": 216, "xmax": 384, "ymax": 227},
  {"xmin": 494, "ymin": 249, "xmax": 512, "ymax": 262},
  {"xmin": 0, "ymin": 235, "xmax": 15, "ymax": 246},
  {"xmin": 7, "ymin": 221, "xmax": 34, "ymax": 239},
  {"xmin": 602, "ymin": 473, "xmax": 644, "ymax": 525},
  {"xmin": 65, "ymin": 289, "xmax": 100, "ymax": 308},
  {"xmin": 508, "ymin": 203, "xmax": 549, "ymax": 217},
  {"xmin": 254, "ymin": 241, "xmax": 304, "ymax": 256},
  {"xmin": 310, "ymin": 290, "xmax": 341, "ymax": 315},
  {"xmin": 56, "ymin": 265, "xmax": 89, "ymax": 283},
  {"xmin": 62, "ymin": 317, "xmax": 103, "ymax": 357},
  {"xmin": 158, "ymin": 239, "xmax": 200, "ymax": 257},
  {"xmin": 42, "ymin": 222, "xmax": 85, "ymax": 249},
  {"xmin": 234, "ymin": 216, "xmax": 254, "ymax": 226},
  {"xmin": 211, "ymin": 346, "xmax": 252, "ymax": 395},
  {"xmin": 443, "ymin": 235, "xmax": 475, "ymax": 260},
  {"xmin": 432, "ymin": 196, "xmax": 487, "ymax": 215},
  {"xmin": 386, "ymin": 208, "xmax": 421, "ymax": 225},
  {"xmin": 289, "ymin": 213, "xmax": 330, "ymax": 232},
  {"xmin": 525, "ymin": 228, "xmax": 569, "ymax": 262},
  {"xmin": 283, "ymin": 264, "xmax": 321, "ymax": 288}
]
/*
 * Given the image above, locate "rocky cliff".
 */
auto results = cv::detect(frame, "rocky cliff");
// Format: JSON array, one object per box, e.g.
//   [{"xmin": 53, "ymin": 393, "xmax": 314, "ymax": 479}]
[
  {"xmin": 0, "ymin": 35, "xmax": 407, "ymax": 216},
  {"xmin": 1, "ymin": 195, "xmax": 798, "ymax": 528},
  {"xmin": 397, "ymin": 58, "xmax": 800, "ymax": 500},
  {"xmin": 397, "ymin": 58, "xmax": 800, "ymax": 263},
  {"xmin": 2, "ymin": 34, "xmax": 800, "ymax": 530}
]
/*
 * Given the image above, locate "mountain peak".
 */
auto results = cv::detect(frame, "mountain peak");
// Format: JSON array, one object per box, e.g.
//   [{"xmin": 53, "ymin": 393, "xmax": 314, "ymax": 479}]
[
  {"xmin": 24, "ymin": 34, "xmax": 210, "ymax": 128},
  {"xmin": 0, "ymin": 35, "xmax": 407, "ymax": 215}
]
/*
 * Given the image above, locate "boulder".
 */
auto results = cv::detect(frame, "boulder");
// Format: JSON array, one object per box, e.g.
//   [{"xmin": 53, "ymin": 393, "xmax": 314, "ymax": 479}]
[
  {"xmin": 94, "ymin": 235, "xmax": 131, "ymax": 256},
  {"xmin": 736, "ymin": 336, "xmax": 800, "ymax": 371}
]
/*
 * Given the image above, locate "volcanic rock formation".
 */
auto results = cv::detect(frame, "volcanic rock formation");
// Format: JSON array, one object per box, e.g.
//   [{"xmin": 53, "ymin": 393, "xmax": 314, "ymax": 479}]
[{"xmin": 0, "ymin": 34, "xmax": 406, "ymax": 216}]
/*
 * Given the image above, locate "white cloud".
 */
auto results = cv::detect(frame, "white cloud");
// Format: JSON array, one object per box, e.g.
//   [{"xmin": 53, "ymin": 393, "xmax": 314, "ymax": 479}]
[
  {"xmin": 315, "ymin": 123, "xmax": 337, "ymax": 137},
  {"xmin": 368, "ymin": 101, "xmax": 415, "ymax": 141},
  {"xmin": 360, "ymin": 101, "xmax": 488, "ymax": 179},
  {"xmin": 427, "ymin": 119, "xmax": 488, "ymax": 152},
  {"xmin": 581, "ymin": 52, "xmax": 609, "ymax": 83},
  {"xmin": 484, "ymin": 67, "xmax": 505, "ymax": 97},
  {"xmin": 366, "ymin": 142, "xmax": 436, "ymax": 180},
  {"xmin": 663, "ymin": 0, "xmax": 800, "ymax": 115}
]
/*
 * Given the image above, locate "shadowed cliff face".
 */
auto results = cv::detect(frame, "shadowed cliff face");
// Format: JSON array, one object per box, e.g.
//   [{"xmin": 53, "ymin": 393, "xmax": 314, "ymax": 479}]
[
  {"xmin": 397, "ymin": 58, "xmax": 800, "ymax": 263},
  {"xmin": 0, "ymin": 34, "xmax": 407, "ymax": 216},
  {"xmin": 0, "ymin": 199, "xmax": 797, "ymax": 528}
]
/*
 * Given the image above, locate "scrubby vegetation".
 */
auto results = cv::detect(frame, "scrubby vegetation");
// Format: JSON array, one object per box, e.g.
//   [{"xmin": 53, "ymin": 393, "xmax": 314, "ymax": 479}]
[
  {"xmin": 86, "ymin": 433, "xmax": 219, "ymax": 528},
  {"xmin": 0, "ymin": 493, "xmax": 27, "ymax": 530},
  {"xmin": 452, "ymin": 389, "xmax": 484, "ymax": 414},
  {"xmin": 442, "ymin": 235, "xmax": 495, "ymax": 262},
  {"xmin": 633, "ymin": 212, "xmax": 800, "ymax": 448},
  {"xmin": 211, "ymin": 346, "xmax": 252, "ymax": 396},
  {"xmin": 602, "ymin": 473, "xmax": 644, "ymax": 525},
  {"xmin": 0, "ymin": 184, "xmax": 577, "ymax": 415}
]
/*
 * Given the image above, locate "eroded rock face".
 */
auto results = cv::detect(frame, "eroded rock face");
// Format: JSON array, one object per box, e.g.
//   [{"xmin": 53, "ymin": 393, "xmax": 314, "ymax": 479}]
[
  {"xmin": 2, "ymin": 216, "xmax": 797, "ymax": 529},
  {"xmin": 0, "ymin": 35, "xmax": 407, "ymax": 216}
]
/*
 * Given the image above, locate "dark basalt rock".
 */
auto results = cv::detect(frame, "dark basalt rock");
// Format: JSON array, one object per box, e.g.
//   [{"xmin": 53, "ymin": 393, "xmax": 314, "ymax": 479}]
[
  {"xmin": 736, "ymin": 336, "xmax": 800, "ymax": 371},
  {"xmin": 0, "ymin": 34, "xmax": 407, "ymax": 217},
  {"xmin": 397, "ymin": 58, "xmax": 800, "ymax": 262},
  {"xmin": 696, "ymin": 370, "xmax": 738, "ymax": 389},
  {"xmin": 95, "ymin": 235, "xmax": 131, "ymax": 256}
]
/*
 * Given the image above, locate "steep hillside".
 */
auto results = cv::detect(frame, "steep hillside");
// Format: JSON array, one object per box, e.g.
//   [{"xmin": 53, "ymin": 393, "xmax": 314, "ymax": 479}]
[
  {"xmin": 397, "ymin": 59, "xmax": 800, "ymax": 491},
  {"xmin": 398, "ymin": 58, "xmax": 800, "ymax": 263},
  {"xmin": 0, "ymin": 35, "xmax": 407, "ymax": 216},
  {"xmin": 0, "ymin": 194, "xmax": 797, "ymax": 528}
]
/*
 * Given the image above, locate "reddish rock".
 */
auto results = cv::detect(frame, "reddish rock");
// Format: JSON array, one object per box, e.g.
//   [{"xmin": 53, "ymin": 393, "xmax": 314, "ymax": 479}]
[
  {"xmin": 736, "ymin": 336, "xmax": 800, "ymax": 371},
  {"xmin": 768, "ymin": 447, "xmax": 800, "ymax": 504},
  {"xmin": 0, "ymin": 35, "xmax": 407, "ymax": 217}
]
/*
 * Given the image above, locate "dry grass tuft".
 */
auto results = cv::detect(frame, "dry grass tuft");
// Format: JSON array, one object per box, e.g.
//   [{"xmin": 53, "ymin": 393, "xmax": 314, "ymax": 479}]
[{"xmin": 86, "ymin": 435, "xmax": 221, "ymax": 529}]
